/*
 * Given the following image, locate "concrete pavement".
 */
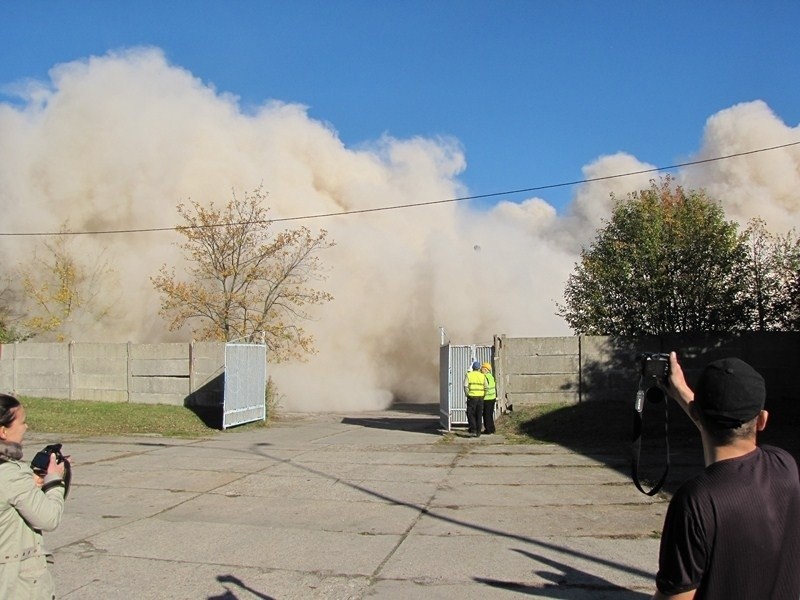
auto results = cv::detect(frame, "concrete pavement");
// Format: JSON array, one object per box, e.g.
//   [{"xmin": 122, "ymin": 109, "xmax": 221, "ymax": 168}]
[{"xmin": 23, "ymin": 405, "xmax": 702, "ymax": 599}]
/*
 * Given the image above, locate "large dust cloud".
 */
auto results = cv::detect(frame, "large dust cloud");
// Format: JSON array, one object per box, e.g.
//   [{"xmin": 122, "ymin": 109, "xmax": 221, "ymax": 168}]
[{"xmin": 1, "ymin": 49, "xmax": 798, "ymax": 411}]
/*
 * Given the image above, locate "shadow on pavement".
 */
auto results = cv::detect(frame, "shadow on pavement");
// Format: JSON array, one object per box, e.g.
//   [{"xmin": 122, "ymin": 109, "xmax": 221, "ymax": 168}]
[
  {"xmin": 503, "ymin": 335, "xmax": 800, "ymax": 497},
  {"xmin": 389, "ymin": 401, "xmax": 439, "ymax": 414},
  {"xmin": 340, "ymin": 415, "xmax": 441, "ymax": 434},
  {"xmin": 208, "ymin": 574, "xmax": 276, "ymax": 600},
  {"xmin": 503, "ymin": 399, "xmax": 704, "ymax": 496},
  {"xmin": 251, "ymin": 442, "xmax": 655, "ymax": 596},
  {"xmin": 340, "ymin": 401, "xmax": 441, "ymax": 434},
  {"xmin": 474, "ymin": 548, "xmax": 649, "ymax": 598}
]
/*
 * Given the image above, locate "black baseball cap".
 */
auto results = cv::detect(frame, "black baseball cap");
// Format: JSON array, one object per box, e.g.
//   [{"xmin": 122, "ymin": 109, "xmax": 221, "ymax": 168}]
[{"xmin": 694, "ymin": 358, "xmax": 766, "ymax": 428}]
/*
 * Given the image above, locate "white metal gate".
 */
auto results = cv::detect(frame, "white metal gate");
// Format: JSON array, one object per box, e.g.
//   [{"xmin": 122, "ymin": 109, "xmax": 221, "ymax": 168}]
[
  {"xmin": 223, "ymin": 343, "xmax": 267, "ymax": 429},
  {"xmin": 439, "ymin": 344, "xmax": 493, "ymax": 431}
]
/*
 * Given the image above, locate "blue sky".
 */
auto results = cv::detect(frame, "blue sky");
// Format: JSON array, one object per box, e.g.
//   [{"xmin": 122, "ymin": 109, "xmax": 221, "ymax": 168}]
[
  {"xmin": 2, "ymin": 1, "xmax": 799, "ymax": 212},
  {"xmin": 1, "ymin": 2, "xmax": 799, "ymax": 405}
]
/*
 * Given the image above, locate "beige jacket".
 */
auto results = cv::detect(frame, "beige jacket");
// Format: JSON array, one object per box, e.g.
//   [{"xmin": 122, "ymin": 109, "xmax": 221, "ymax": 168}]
[{"xmin": 0, "ymin": 442, "xmax": 65, "ymax": 600}]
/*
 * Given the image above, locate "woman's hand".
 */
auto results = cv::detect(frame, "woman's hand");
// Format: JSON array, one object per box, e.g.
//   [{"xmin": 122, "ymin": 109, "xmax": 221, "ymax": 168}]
[{"xmin": 47, "ymin": 452, "xmax": 66, "ymax": 478}]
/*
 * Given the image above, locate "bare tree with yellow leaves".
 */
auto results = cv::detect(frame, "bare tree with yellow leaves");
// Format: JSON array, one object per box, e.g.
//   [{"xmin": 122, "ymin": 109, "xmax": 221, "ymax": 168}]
[
  {"xmin": 17, "ymin": 233, "xmax": 119, "ymax": 341},
  {"xmin": 151, "ymin": 187, "xmax": 334, "ymax": 362}
]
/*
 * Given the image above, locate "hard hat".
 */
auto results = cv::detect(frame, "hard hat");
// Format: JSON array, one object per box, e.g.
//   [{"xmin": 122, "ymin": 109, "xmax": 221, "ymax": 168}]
[
  {"xmin": 471, "ymin": 361, "xmax": 481, "ymax": 370},
  {"xmin": 481, "ymin": 362, "xmax": 492, "ymax": 371}
]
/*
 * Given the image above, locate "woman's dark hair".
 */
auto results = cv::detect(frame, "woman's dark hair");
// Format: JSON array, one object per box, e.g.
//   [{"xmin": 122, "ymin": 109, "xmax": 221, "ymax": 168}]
[{"xmin": 0, "ymin": 393, "xmax": 21, "ymax": 427}]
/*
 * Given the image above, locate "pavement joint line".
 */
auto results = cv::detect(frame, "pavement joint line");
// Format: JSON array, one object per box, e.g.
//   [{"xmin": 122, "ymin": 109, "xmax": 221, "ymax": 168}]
[
  {"xmin": 45, "ymin": 436, "xmax": 213, "ymax": 468},
  {"xmin": 42, "ymin": 409, "xmax": 672, "ymax": 596},
  {"xmin": 365, "ymin": 438, "xmax": 468, "ymax": 589}
]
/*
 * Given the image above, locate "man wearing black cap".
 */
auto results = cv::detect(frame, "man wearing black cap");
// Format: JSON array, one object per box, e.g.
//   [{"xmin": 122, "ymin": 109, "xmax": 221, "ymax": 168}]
[{"xmin": 652, "ymin": 353, "xmax": 800, "ymax": 599}]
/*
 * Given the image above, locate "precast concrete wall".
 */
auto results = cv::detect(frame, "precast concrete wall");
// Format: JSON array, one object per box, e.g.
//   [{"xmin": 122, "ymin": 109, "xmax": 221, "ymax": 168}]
[
  {"xmin": 73, "ymin": 343, "xmax": 128, "ymax": 402},
  {"xmin": 0, "ymin": 341, "xmax": 226, "ymax": 407},
  {"xmin": 0, "ymin": 343, "xmax": 71, "ymax": 400},
  {"xmin": 494, "ymin": 336, "xmax": 581, "ymax": 406},
  {"xmin": 496, "ymin": 332, "xmax": 800, "ymax": 408},
  {"xmin": 2, "ymin": 333, "xmax": 797, "ymax": 410}
]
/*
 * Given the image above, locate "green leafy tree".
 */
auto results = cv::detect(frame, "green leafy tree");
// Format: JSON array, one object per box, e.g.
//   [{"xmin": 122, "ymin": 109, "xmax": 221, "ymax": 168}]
[
  {"xmin": 743, "ymin": 219, "xmax": 783, "ymax": 331},
  {"xmin": 151, "ymin": 187, "xmax": 334, "ymax": 361},
  {"xmin": 752, "ymin": 221, "xmax": 800, "ymax": 331},
  {"xmin": 773, "ymin": 230, "xmax": 800, "ymax": 330},
  {"xmin": 558, "ymin": 177, "xmax": 751, "ymax": 335}
]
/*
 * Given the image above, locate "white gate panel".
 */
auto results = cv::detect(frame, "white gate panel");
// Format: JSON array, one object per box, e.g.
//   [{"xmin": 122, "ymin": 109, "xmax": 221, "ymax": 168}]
[
  {"xmin": 439, "ymin": 344, "xmax": 493, "ymax": 431},
  {"xmin": 223, "ymin": 343, "xmax": 267, "ymax": 429}
]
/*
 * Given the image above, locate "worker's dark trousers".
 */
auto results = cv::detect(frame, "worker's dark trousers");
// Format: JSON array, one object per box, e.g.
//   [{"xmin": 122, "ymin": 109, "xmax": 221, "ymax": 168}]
[
  {"xmin": 466, "ymin": 396, "xmax": 483, "ymax": 436},
  {"xmin": 482, "ymin": 400, "xmax": 496, "ymax": 434}
]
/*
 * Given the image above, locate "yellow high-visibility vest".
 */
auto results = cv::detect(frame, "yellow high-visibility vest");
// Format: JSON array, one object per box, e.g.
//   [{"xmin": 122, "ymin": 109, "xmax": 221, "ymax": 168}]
[
  {"xmin": 484, "ymin": 372, "xmax": 497, "ymax": 401},
  {"xmin": 466, "ymin": 370, "xmax": 486, "ymax": 397}
]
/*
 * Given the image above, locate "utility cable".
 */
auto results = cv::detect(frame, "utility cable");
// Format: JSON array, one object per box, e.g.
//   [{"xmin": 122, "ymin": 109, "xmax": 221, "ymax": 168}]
[{"xmin": 0, "ymin": 139, "xmax": 797, "ymax": 237}]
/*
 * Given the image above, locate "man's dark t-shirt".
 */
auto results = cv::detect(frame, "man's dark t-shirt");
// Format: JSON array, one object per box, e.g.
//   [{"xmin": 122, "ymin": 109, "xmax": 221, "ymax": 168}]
[{"xmin": 656, "ymin": 445, "xmax": 800, "ymax": 599}]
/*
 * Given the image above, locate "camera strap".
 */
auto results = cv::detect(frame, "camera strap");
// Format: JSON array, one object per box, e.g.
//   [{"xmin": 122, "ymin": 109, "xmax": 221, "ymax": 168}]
[{"xmin": 631, "ymin": 382, "xmax": 670, "ymax": 496}]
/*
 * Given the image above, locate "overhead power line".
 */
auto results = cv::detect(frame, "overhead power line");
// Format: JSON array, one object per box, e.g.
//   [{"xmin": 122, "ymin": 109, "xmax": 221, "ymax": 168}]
[{"xmin": 1, "ymin": 140, "xmax": 798, "ymax": 238}]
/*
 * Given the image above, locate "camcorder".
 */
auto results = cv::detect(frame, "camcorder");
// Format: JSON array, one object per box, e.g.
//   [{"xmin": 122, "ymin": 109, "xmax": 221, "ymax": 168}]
[
  {"xmin": 631, "ymin": 352, "xmax": 671, "ymax": 496},
  {"xmin": 30, "ymin": 443, "xmax": 72, "ymax": 498}
]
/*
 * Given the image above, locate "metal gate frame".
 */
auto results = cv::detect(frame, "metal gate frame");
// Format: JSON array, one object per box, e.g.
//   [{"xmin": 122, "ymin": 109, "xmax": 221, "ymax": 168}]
[
  {"xmin": 439, "ymin": 344, "xmax": 493, "ymax": 431},
  {"xmin": 223, "ymin": 343, "xmax": 267, "ymax": 429}
]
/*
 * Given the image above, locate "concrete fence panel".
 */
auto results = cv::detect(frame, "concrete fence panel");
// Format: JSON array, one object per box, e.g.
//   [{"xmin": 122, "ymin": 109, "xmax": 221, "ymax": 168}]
[
  {"xmin": 500, "ymin": 332, "xmax": 800, "ymax": 408},
  {"xmin": 579, "ymin": 335, "xmax": 660, "ymax": 403},
  {"xmin": 128, "ymin": 343, "xmax": 190, "ymax": 405},
  {"xmin": 0, "ymin": 341, "xmax": 229, "ymax": 407},
  {"xmin": 130, "ymin": 343, "xmax": 189, "ymax": 375},
  {"xmin": 71, "ymin": 342, "xmax": 128, "ymax": 402},
  {"xmin": 503, "ymin": 354, "xmax": 580, "ymax": 375},
  {"xmin": 502, "ymin": 336, "xmax": 579, "ymax": 357},
  {"xmin": 498, "ymin": 335, "xmax": 580, "ymax": 406},
  {"xmin": 1, "ymin": 343, "xmax": 71, "ymax": 399},
  {"xmin": 0, "ymin": 345, "xmax": 11, "ymax": 390},
  {"xmin": 189, "ymin": 342, "xmax": 226, "ymax": 408},
  {"xmin": 2, "ymin": 333, "xmax": 798, "ymax": 410}
]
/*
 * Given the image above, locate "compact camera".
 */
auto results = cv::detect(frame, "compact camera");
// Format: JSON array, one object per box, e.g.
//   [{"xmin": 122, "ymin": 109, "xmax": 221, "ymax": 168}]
[
  {"xmin": 640, "ymin": 352, "xmax": 670, "ymax": 382},
  {"xmin": 632, "ymin": 352, "xmax": 672, "ymax": 496},
  {"xmin": 30, "ymin": 443, "xmax": 66, "ymax": 474},
  {"xmin": 636, "ymin": 352, "xmax": 670, "ymax": 412}
]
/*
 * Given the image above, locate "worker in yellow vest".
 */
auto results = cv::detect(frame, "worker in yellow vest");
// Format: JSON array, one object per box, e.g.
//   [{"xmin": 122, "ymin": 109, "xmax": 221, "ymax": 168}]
[
  {"xmin": 481, "ymin": 362, "xmax": 497, "ymax": 434},
  {"xmin": 463, "ymin": 361, "xmax": 488, "ymax": 437}
]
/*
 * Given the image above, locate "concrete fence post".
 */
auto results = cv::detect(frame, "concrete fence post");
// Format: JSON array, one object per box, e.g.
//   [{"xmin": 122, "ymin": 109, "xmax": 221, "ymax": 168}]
[
  {"xmin": 189, "ymin": 340, "xmax": 195, "ymax": 397},
  {"xmin": 68, "ymin": 340, "xmax": 74, "ymax": 400},
  {"xmin": 126, "ymin": 341, "xmax": 132, "ymax": 403},
  {"xmin": 578, "ymin": 335, "xmax": 583, "ymax": 403},
  {"xmin": 12, "ymin": 342, "xmax": 18, "ymax": 395},
  {"xmin": 493, "ymin": 334, "xmax": 506, "ymax": 414}
]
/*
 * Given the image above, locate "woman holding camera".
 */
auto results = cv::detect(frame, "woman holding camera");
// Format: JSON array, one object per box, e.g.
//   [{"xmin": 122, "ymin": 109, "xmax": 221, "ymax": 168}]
[{"xmin": 0, "ymin": 393, "xmax": 67, "ymax": 600}]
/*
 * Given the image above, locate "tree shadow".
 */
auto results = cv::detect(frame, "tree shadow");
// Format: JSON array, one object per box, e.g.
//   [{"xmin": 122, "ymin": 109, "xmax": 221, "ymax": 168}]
[
  {"xmin": 207, "ymin": 574, "xmax": 275, "ymax": 600},
  {"xmin": 512, "ymin": 400, "xmax": 702, "ymax": 496},
  {"xmin": 510, "ymin": 333, "xmax": 800, "ymax": 496},
  {"xmin": 476, "ymin": 548, "xmax": 649, "ymax": 598},
  {"xmin": 248, "ymin": 442, "xmax": 657, "ymax": 595}
]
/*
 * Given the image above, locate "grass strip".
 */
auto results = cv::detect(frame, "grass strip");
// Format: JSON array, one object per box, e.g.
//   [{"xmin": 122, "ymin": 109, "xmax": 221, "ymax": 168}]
[{"xmin": 21, "ymin": 396, "xmax": 268, "ymax": 438}]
